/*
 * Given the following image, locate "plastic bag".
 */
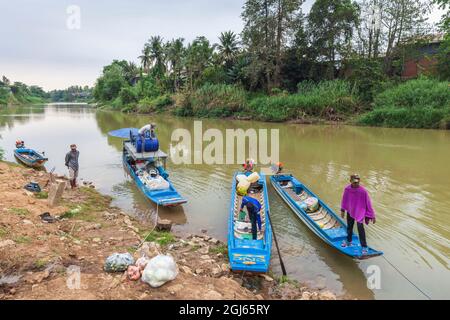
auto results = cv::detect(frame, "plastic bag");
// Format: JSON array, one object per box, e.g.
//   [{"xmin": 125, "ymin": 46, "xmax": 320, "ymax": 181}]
[
  {"xmin": 299, "ymin": 197, "xmax": 319, "ymax": 213},
  {"xmin": 141, "ymin": 255, "xmax": 178, "ymax": 288},
  {"xmin": 136, "ymin": 256, "xmax": 150, "ymax": 271},
  {"xmin": 143, "ymin": 175, "xmax": 170, "ymax": 191},
  {"xmin": 127, "ymin": 265, "xmax": 141, "ymax": 281},
  {"xmin": 104, "ymin": 253, "xmax": 135, "ymax": 273}
]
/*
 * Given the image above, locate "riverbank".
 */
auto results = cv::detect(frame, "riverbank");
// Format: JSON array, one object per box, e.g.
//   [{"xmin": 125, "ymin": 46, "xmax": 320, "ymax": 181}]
[
  {"xmin": 95, "ymin": 78, "xmax": 450, "ymax": 130},
  {"xmin": 0, "ymin": 161, "xmax": 340, "ymax": 300}
]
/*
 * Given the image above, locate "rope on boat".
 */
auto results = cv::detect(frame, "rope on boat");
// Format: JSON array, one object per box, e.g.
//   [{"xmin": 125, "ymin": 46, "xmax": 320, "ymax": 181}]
[
  {"xmin": 137, "ymin": 203, "xmax": 159, "ymax": 249},
  {"xmin": 382, "ymin": 256, "xmax": 432, "ymax": 300}
]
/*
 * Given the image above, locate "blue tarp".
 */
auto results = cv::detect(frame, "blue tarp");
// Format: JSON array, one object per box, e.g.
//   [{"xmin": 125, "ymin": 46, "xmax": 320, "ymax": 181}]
[{"xmin": 108, "ymin": 128, "xmax": 139, "ymax": 139}]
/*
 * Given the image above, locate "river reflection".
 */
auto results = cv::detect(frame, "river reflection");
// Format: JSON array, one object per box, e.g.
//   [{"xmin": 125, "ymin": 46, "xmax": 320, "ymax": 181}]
[{"xmin": 0, "ymin": 104, "xmax": 449, "ymax": 299}]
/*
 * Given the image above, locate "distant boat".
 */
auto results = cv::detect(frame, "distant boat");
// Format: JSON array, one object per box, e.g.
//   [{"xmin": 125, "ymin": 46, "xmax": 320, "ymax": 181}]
[
  {"xmin": 228, "ymin": 172, "xmax": 272, "ymax": 273},
  {"xmin": 271, "ymin": 174, "xmax": 383, "ymax": 260},
  {"xmin": 14, "ymin": 148, "xmax": 48, "ymax": 169},
  {"xmin": 109, "ymin": 128, "xmax": 187, "ymax": 207}
]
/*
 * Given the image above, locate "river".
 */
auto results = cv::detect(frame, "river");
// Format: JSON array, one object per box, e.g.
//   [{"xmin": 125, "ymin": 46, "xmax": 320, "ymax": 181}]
[{"xmin": 0, "ymin": 104, "xmax": 449, "ymax": 300}]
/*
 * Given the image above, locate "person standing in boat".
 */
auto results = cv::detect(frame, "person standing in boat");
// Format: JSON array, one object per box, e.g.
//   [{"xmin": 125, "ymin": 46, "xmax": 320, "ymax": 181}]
[
  {"xmin": 240, "ymin": 196, "xmax": 262, "ymax": 240},
  {"xmin": 138, "ymin": 123, "xmax": 156, "ymax": 139},
  {"xmin": 65, "ymin": 144, "xmax": 80, "ymax": 190},
  {"xmin": 340, "ymin": 174, "xmax": 376, "ymax": 255}
]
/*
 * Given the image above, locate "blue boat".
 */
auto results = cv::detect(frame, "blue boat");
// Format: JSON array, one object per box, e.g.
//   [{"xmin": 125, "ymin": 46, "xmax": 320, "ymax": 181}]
[
  {"xmin": 14, "ymin": 148, "xmax": 48, "ymax": 169},
  {"xmin": 270, "ymin": 174, "xmax": 383, "ymax": 260},
  {"xmin": 109, "ymin": 128, "xmax": 187, "ymax": 207},
  {"xmin": 228, "ymin": 172, "xmax": 273, "ymax": 273}
]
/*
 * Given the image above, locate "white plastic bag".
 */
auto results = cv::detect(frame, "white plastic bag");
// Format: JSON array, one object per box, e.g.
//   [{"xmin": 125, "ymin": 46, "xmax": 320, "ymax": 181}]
[{"xmin": 141, "ymin": 255, "xmax": 178, "ymax": 288}]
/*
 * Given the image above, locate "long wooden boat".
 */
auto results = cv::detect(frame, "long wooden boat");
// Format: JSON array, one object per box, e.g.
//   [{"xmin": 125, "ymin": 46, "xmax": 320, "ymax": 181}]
[
  {"xmin": 122, "ymin": 140, "xmax": 186, "ymax": 207},
  {"xmin": 228, "ymin": 172, "xmax": 272, "ymax": 273},
  {"xmin": 270, "ymin": 174, "xmax": 383, "ymax": 260},
  {"xmin": 14, "ymin": 148, "xmax": 48, "ymax": 169}
]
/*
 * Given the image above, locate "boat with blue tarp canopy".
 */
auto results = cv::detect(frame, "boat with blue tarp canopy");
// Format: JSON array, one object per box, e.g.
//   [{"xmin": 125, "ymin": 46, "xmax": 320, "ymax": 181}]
[{"xmin": 108, "ymin": 127, "xmax": 186, "ymax": 207}]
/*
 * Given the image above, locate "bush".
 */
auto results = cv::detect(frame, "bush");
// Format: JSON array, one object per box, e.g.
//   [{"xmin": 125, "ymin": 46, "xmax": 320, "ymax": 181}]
[
  {"xmin": 248, "ymin": 80, "xmax": 360, "ymax": 122},
  {"xmin": 358, "ymin": 107, "xmax": 450, "ymax": 129},
  {"xmin": 358, "ymin": 77, "xmax": 450, "ymax": 129},
  {"xmin": 373, "ymin": 77, "xmax": 450, "ymax": 110},
  {"xmin": 175, "ymin": 84, "xmax": 247, "ymax": 117},
  {"xmin": 119, "ymin": 86, "xmax": 139, "ymax": 105},
  {"xmin": 137, "ymin": 95, "xmax": 173, "ymax": 113}
]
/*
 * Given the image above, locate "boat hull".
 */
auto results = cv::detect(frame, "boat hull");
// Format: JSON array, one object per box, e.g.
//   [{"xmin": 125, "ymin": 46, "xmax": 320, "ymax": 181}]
[
  {"xmin": 122, "ymin": 153, "xmax": 186, "ymax": 207},
  {"xmin": 228, "ymin": 172, "xmax": 273, "ymax": 273},
  {"xmin": 270, "ymin": 174, "xmax": 382, "ymax": 260},
  {"xmin": 14, "ymin": 149, "xmax": 48, "ymax": 169}
]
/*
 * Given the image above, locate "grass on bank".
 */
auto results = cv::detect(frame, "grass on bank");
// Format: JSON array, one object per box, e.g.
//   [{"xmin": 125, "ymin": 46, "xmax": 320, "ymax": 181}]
[{"xmin": 358, "ymin": 78, "xmax": 450, "ymax": 129}]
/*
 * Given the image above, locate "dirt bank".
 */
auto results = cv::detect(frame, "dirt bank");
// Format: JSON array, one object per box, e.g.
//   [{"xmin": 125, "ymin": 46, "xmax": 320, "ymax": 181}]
[{"xmin": 0, "ymin": 161, "xmax": 338, "ymax": 300}]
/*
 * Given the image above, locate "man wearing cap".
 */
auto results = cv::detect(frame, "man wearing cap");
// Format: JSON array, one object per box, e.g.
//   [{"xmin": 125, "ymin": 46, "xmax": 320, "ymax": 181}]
[
  {"xmin": 65, "ymin": 144, "xmax": 80, "ymax": 189},
  {"xmin": 240, "ymin": 196, "xmax": 262, "ymax": 240},
  {"xmin": 340, "ymin": 174, "xmax": 376, "ymax": 255}
]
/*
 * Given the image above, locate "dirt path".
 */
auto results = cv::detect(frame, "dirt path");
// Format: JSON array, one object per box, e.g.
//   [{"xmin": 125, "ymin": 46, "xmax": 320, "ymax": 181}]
[{"xmin": 0, "ymin": 161, "xmax": 338, "ymax": 300}]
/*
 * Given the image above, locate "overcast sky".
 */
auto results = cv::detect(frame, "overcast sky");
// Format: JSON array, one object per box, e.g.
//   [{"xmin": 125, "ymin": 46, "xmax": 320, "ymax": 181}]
[{"xmin": 0, "ymin": 0, "xmax": 444, "ymax": 90}]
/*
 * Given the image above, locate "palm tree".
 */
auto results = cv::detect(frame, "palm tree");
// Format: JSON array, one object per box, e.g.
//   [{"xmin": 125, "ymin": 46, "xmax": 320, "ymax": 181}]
[
  {"xmin": 123, "ymin": 61, "xmax": 140, "ymax": 85},
  {"xmin": 217, "ymin": 31, "xmax": 240, "ymax": 68},
  {"xmin": 139, "ymin": 46, "xmax": 151, "ymax": 73},
  {"xmin": 147, "ymin": 36, "xmax": 166, "ymax": 77}
]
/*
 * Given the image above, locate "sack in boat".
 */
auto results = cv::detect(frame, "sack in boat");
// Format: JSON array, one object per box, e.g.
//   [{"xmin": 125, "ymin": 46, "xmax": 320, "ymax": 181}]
[
  {"xmin": 299, "ymin": 197, "xmax": 319, "ymax": 213},
  {"xmin": 247, "ymin": 172, "xmax": 260, "ymax": 184},
  {"xmin": 237, "ymin": 180, "xmax": 250, "ymax": 196},
  {"xmin": 104, "ymin": 253, "xmax": 135, "ymax": 273},
  {"xmin": 141, "ymin": 255, "xmax": 178, "ymax": 288},
  {"xmin": 143, "ymin": 175, "xmax": 170, "ymax": 191},
  {"xmin": 236, "ymin": 174, "xmax": 248, "ymax": 183}
]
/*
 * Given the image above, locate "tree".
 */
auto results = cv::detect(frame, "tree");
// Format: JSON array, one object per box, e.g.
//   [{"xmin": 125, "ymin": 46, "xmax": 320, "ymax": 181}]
[
  {"xmin": 308, "ymin": 0, "xmax": 360, "ymax": 80},
  {"xmin": 166, "ymin": 38, "xmax": 186, "ymax": 92},
  {"xmin": 139, "ymin": 45, "xmax": 151, "ymax": 73},
  {"xmin": 146, "ymin": 36, "xmax": 166, "ymax": 78},
  {"xmin": 184, "ymin": 37, "xmax": 214, "ymax": 90},
  {"xmin": 242, "ymin": 0, "xmax": 304, "ymax": 91},
  {"xmin": 217, "ymin": 31, "xmax": 240, "ymax": 69},
  {"xmin": 123, "ymin": 61, "xmax": 140, "ymax": 85}
]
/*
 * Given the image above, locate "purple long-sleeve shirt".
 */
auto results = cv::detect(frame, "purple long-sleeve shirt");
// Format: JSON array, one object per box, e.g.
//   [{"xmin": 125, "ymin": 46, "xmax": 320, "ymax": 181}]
[{"xmin": 341, "ymin": 185, "xmax": 375, "ymax": 224}]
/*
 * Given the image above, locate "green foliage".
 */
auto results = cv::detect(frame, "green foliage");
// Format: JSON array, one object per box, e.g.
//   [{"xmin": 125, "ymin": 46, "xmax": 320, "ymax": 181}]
[
  {"xmin": 359, "ymin": 78, "xmax": 450, "ymax": 128},
  {"xmin": 119, "ymin": 85, "xmax": 139, "ymax": 105},
  {"xmin": 137, "ymin": 95, "xmax": 173, "ymax": 113},
  {"xmin": 9, "ymin": 207, "xmax": 30, "ymax": 217},
  {"xmin": 373, "ymin": 77, "xmax": 450, "ymax": 110},
  {"xmin": 175, "ymin": 84, "xmax": 248, "ymax": 117},
  {"xmin": 35, "ymin": 191, "xmax": 49, "ymax": 199},
  {"xmin": 249, "ymin": 80, "xmax": 360, "ymax": 121},
  {"xmin": 359, "ymin": 107, "xmax": 450, "ymax": 129},
  {"xmin": 49, "ymin": 86, "xmax": 92, "ymax": 102},
  {"xmin": 344, "ymin": 59, "xmax": 388, "ymax": 103},
  {"xmin": 142, "ymin": 230, "xmax": 176, "ymax": 246},
  {"xmin": 93, "ymin": 61, "xmax": 128, "ymax": 102}
]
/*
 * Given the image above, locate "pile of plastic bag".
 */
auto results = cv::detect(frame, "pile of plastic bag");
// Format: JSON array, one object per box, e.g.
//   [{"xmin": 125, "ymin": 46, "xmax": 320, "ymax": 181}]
[
  {"xmin": 236, "ymin": 172, "xmax": 260, "ymax": 196},
  {"xmin": 104, "ymin": 253, "xmax": 135, "ymax": 273},
  {"xmin": 141, "ymin": 255, "xmax": 178, "ymax": 288},
  {"xmin": 298, "ymin": 197, "xmax": 319, "ymax": 213},
  {"xmin": 141, "ymin": 174, "xmax": 170, "ymax": 191}
]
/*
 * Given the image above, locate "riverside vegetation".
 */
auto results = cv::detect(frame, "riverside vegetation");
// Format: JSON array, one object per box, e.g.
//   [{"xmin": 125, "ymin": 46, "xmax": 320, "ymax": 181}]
[{"xmin": 91, "ymin": 0, "xmax": 450, "ymax": 129}]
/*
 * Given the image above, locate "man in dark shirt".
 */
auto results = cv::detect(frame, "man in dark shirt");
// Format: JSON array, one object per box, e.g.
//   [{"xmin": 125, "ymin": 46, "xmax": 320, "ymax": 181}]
[{"xmin": 65, "ymin": 144, "xmax": 80, "ymax": 189}]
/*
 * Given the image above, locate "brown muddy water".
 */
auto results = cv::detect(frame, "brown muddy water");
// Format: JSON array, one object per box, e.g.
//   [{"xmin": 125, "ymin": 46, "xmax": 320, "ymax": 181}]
[{"xmin": 0, "ymin": 104, "xmax": 449, "ymax": 300}]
